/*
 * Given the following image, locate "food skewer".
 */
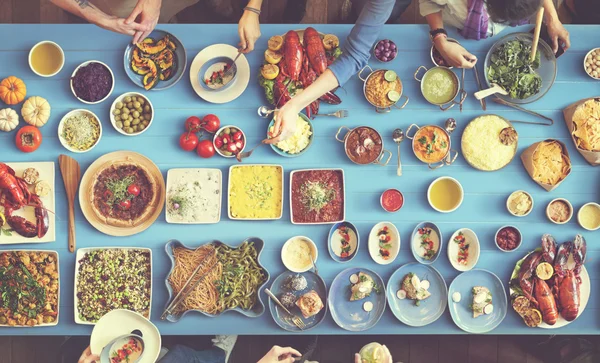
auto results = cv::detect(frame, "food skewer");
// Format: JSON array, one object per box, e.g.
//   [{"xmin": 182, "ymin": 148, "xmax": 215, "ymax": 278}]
[
  {"xmin": 161, "ymin": 246, "xmax": 217, "ymax": 320},
  {"xmin": 58, "ymin": 154, "xmax": 81, "ymax": 253},
  {"xmin": 531, "ymin": 8, "xmax": 545, "ymax": 62}
]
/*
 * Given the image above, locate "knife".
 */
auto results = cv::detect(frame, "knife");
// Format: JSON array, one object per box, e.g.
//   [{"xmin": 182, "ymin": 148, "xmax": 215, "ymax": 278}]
[{"xmin": 473, "ymin": 65, "xmax": 486, "ymax": 111}]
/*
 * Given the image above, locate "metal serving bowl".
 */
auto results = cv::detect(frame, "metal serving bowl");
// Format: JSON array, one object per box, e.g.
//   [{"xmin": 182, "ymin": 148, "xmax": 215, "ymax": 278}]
[
  {"xmin": 358, "ymin": 65, "xmax": 409, "ymax": 113},
  {"xmin": 335, "ymin": 125, "xmax": 392, "ymax": 166},
  {"xmin": 414, "ymin": 65, "xmax": 466, "ymax": 111}
]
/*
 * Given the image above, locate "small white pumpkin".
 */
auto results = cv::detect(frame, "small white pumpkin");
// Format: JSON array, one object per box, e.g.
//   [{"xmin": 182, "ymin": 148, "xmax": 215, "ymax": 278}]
[
  {"xmin": 0, "ymin": 108, "xmax": 19, "ymax": 132},
  {"xmin": 22, "ymin": 96, "xmax": 51, "ymax": 127}
]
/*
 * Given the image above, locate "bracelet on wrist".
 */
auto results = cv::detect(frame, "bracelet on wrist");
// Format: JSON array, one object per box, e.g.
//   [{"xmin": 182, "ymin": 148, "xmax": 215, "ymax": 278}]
[
  {"xmin": 432, "ymin": 33, "xmax": 447, "ymax": 43},
  {"xmin": 429, "ymin": 28, "xmax": 448, "ymax": 42},
  {"xmin": 244, "ymin": 6, "xmax": 261, "ymax": 16}
]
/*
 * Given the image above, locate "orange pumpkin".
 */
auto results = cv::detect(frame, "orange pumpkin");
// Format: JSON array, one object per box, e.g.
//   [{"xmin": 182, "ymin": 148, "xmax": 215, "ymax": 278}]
[{"xmin": 0, "ymin": 76, "xmax": 27, "ymax": 105}]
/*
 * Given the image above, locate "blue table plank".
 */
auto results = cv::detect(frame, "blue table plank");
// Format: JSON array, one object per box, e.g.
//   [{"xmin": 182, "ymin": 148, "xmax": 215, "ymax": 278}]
[{"xmin": 0, "ymin": 24, "xmax": 598, "ymax": 335}]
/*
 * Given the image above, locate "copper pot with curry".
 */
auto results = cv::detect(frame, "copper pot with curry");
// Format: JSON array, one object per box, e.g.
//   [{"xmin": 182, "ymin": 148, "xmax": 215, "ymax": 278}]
[
  {"xmin": 358, "ymin": 65, "xmax": 409, "ymax": 113},
  {"xmin": 414, "ymin": 66, "xmax": 466, "ymax": 111},
  {"xmin": 405, "ymin": 121, "xmax": 458, "ymax": 170},
  {"xmin": 335, "ymin": 126, "xmax": 392, "ymax": 166}
]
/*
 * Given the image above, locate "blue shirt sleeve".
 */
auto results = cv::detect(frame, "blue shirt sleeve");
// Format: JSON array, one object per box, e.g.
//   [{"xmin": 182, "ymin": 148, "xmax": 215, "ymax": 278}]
[{"xmin": 329, "ymin": 0, "xmax": 396, "ymax": 86}]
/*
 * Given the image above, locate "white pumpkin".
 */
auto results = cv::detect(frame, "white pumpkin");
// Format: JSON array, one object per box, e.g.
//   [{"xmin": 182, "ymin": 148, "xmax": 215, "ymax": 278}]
[
  {"xmin": 0, "ymin": 108, "xmax": 19, "ymax": 132},
  {"xmin": 22, "ymin": 96, "xmax": 51, "ymax": 127}
]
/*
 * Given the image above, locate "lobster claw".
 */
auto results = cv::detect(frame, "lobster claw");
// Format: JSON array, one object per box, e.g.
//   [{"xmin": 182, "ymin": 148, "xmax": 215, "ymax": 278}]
[
  {"xmin": 554, "ymin": 242, "xmax": 571, "ymax": 278},
  {"xmin": 541, "ymin": 234, "xmax": 557, "ymax": 264},
  {"xmin": 572, "ymin": 234, "xmax": 587, "ymax": 275}
]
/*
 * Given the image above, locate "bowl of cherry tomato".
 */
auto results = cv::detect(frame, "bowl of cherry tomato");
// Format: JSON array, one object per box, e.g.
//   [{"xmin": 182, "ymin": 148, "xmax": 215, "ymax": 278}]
[{"xmin": 213, "ymin": 125, "xmax": 246, "ymax": 158}]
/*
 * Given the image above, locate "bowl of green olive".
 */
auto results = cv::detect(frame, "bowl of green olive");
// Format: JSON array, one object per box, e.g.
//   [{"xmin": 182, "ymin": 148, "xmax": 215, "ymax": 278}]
[{"xmin": 109, "ymin": 92, "xmax": 154, "ymax": 136}]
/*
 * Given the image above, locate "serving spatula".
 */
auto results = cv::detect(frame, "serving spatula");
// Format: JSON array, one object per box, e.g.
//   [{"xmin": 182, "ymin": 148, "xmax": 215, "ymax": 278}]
[{"xmin": 58, "ymin": 154, "xmax": 81, "ymax": 253}]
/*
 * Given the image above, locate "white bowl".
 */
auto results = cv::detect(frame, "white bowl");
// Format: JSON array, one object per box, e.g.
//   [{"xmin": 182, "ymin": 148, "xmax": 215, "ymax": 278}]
[
  {"xmin": 447, "ymin": 228, "xmax": 480, "ymax": 272},
  {"xmin": 367, "ymin": 221, "xmax": 400, "ymax": 265},
  {"xmin": 70, "ymin": 60, "xmax": 115, "ymax": 104},
  {"xmin": 58, "ymin": 109, "xmax": 102, "ymax": 153},
  {"xmin": 494, "ymin": 225, "xmax": 522, "ymax": 252},
  {"xmin": 281, "ymin": 236, "xmax": 318, "ymax": 273},
  {"xmin": 213, "ymin": 125, "xmax": 246, "ymax": 157},
  {"xmin": 427, "ymin": 176, "xmax": 464, "ymax": 213},
  {"xmin": 546, "ymin": 198, "xmax": 573, "ymax": 224},
  {"xmin": 506, "ymin": 190, "xmax": 534, "ymax": 217},
  {"xmin": 109, "ymin": 92, "xmax": 154, "ymax": 136},
  {"xmin": 29, "ymin": 41, "xmax": 65, "ymax": 77},
  {"xmin": 577, "ymin": 202, "xmax": 600, "ymax": 231},
  {"xmin": 583, "ymin": 48, "xmax": 600, "ymax": 80}
]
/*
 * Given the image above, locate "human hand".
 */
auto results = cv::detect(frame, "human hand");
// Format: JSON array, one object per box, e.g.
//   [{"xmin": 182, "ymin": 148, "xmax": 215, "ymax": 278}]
[
  {"xmin": 545, "ymin": 16, "xmax": 570, "ymax": 54},
  {"xmin": 435, "ymin": 37, "xmax": 477, "ymax": 68},
  {"xmin": 354, "ymin": 345, "xmax": 393, "ymax": 363},
  {"xmin": 126, "ymin": 0, "xmax": 162, "ymax": 44},
  {"xmin": 238, "ymin": 10, "xmax": 261, "ymax": 53},
  {"xmin": 257, "ymin": 345, "xmax": 301, "ymax": 363},
  {"xmin": 78, "ymin": 346, "xmax": 100, "ymax": 363},
  {"xmin": 263, "ymin": 103, "xmax": 299, "ymax": 145},
  {"xmin": 100, "ymin": 16, "xmax": 146, "ymax": 36}
]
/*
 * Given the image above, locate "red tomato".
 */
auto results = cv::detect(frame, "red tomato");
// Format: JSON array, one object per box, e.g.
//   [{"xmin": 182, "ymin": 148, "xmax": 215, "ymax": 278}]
[
  {"xmin": 15, "ymin": 126, "xmax": 42, "ymax": 153},
  {"xmin": 179, "ymin": 132, "xmax": 199, "ymax": 152},
  {"xmin": 185, "ymin": 116, "xmax": 202, "ymax": 132},
  {"xmin": 119, "ymin": 199, "xmax": 132, "ymax": 210},
  {"xmin": 232, "ymin": 131, "xmax": 243, "ymax": 141},
  {"xmin": 214, "ymin": 136, "xmax": 224, "ymax": 148},
  {"xmin": 202, "ymin": 114, "xmax": 221, "ymax": 133},
  {"xmin": 127, "ymin": 184, "xmax": 141, "ymax": 197},
  {"xmin": 197, "ymin": 140, "xmax": 215, "ymax": 158}
]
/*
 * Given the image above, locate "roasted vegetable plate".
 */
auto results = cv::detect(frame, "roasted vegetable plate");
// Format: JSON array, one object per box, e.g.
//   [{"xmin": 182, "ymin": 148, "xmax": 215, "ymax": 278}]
[{"xmin": 124, "ymin": 30, "xmax": 187, "ymax": 91}]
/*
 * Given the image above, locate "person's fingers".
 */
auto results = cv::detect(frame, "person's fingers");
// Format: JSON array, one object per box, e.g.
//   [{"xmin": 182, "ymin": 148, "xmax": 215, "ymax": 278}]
[
  {"xmin": 271, "ymin": 117, "xmax": 282, "ymax": 137},
  {"xmin": 562, "ymin": 33, "xmax": 571, "ymax": 51},
  {"xmin": 83, "ymin": 354, "xmax": 100, "ymax": 363},
  {"xmin": 78, "ymin": 347, "xmax": 91, "ymax": 363},
  {"xmin": 132, "ymin": 30, "xmax": 144, "ymax": 44},
  {"xmin": 382, "ymin": 345, "xmax": 393, "ymax": 362},
  {"xmin": 355, "ymin": 353, "xmax": 362, "ymax": 363},
  {"xmin": 125, "ymin": 3, "xmax": 143, "ymax": 24},
  {"xmin": 238, "ymin": 28, "xmax": 248, "ymax": 53},
  {"xmin": 280, "ymin": 347, "xmax": 301, "ymax": 357},
  {"xmin": 551, "ymin": 35, "xmax": 559, "ymax": 54},
  {"xmin": 245, "ymin": 37, "xmax": 255, "ymax": 52}
]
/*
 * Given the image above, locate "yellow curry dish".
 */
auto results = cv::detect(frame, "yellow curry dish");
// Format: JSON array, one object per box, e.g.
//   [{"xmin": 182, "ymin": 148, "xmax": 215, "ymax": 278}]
[
  {"xmin": 412, "ymin": 125, "xmax": 450, "ymax": 163},
  {"xmin": 365, "ymin": 69, "xmax": 402, "ymax": 108},
  {"xmin": 228, "ymin": 165, "xmax": 283, "ymax": 219}
]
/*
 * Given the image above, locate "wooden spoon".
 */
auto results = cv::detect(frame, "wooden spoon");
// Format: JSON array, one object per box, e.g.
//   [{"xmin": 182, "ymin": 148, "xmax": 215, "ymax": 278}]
[
  {"xmin": 531, "ymin": 8, "xmax": 545, "ymax": 62},
  {"xmin": 58, "ymin": 155, "xmax": 81, "ymax": 253},
  {"xmin": 474, "ymin": 83, "xmax": 508, "ymax": 100}
]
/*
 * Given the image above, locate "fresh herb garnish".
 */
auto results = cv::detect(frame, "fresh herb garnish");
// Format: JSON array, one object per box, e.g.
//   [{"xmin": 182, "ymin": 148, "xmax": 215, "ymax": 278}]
[
  {"xmin": 300, "ymin": 181, "xmax": 335, "ymax": 213},
  {"xmin": 105, "ymin": 176, "xmax": 135, "ymax": 205},
  {"xmin": 418, "ymin": 136, "xmax": 427, "ymax": 145},
  {"xmin": 487, "ymin": 39, "xmax": 542, "ymax": 99}
]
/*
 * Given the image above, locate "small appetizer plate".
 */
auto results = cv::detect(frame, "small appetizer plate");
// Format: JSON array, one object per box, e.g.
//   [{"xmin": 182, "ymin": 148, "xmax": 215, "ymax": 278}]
[
  {"xmin": 328, "ymin": 221, "xmax": 360, "ymax": 263},
  {"xmin": 267, "ymin": 271, "xmax": 327, "ymax": 332},
  {"xmin": 368, "ymin": 221, "xmax": 400, "ymax": 265},
  {"xmin": 387, "ymin": 262, "xmax": 447, "ymax": 327},
  {"xmin": 447, "ymin": 228, "xmax": 480, "ymax": 272},
  {"xmin": 410, "ymin": 222, "xmax": 442, "ymax": 264},
  {"xmin": 447, "ymin": 269, "xmax": 507, "ymax": 334},
  {"xmin": 328, "ymin": 267, "xmax": 386, "ymax": 332}
]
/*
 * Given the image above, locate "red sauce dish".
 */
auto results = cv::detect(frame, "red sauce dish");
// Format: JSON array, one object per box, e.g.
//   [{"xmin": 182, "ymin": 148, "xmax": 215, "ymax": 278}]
[{"xmin": 380, "ymin": 189, "xmax": 404, "ymax": 212}]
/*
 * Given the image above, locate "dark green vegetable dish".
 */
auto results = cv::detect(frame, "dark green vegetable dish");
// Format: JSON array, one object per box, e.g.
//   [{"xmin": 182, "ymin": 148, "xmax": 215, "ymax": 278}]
[{"xmin": 487, "ymin": 39, "xmax": 542, "ymax": 100}]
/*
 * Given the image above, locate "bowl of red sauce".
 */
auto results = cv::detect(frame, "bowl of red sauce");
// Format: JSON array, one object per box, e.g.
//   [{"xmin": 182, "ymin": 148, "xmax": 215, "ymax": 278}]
[
  {"xmin": 380, "ymin": 189, "xmax": 404, "ymax": 212},
  {"xmin": 494, "ymin": 225, "xmax": 522, "ymax": 252}
]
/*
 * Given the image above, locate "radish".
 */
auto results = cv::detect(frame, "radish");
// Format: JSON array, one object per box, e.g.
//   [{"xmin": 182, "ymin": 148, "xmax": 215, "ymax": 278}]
[
  {"xmin": 396, "ymin": 289, "xmax": 406, "ymax": 300},
  {"xmin": 363, "ymin": 301, "xmax": 374, "ymax": 312}
]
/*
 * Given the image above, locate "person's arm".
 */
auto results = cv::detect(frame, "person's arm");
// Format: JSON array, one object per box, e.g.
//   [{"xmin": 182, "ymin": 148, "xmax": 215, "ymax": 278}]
[
  {"xmin": 424, "ymin": 10, "xmax": 476, "ymax": 68},
  {"xmin": 257, "ymin": 346, "xmax": 301, "ymax": 363},
  {"xmin": 125, "ymin": 0, "xmax": 162, "ymax": 44},
  {"xmin": 50, "ymin": 0, "xmax": 146, "ymax": 37},
  {"xmin": 238, "ymin": 0, "xmax": 263, "ymax": 53},
  {"xmin": 542, "ymin": 0, "xmax": 570, "ymax": 53},
  {"xmin": 265, "ymin": 0, "xmax": 395, "ymax": 144}
]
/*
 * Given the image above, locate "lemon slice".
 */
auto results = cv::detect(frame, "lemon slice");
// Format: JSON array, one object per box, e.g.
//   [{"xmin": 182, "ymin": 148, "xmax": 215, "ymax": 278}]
[
  {"xmin": 524, "ymin": 308, "xmax": 543, "ymax": 327},
  {"xmin": 384, "ymin": 70, "xmax": 397, "ymax": 82},
  {"xmin": 264, "ymin": 50, "xmax": 282, "ymax": 65},
  {"xmin": 261, "ymin": 64, "xmax": 280, "ymax": 80},
  {"xmin": 536, "ymin": 262, "xmax": 554, "ymax": 280},
  {"xmin": 268, "ymin": 35, "xmax": 284, "ymax": 52},
  {"xmin": 323, "ymin": 34, "xmax": 340, "ymax": 50},
  {"xmin": 0, "ymin": 212, "xmax": 5, "ymax": 227},
  {"xmin": 387, "ymin": 90, "xmax": 400, "ymax": 102}
]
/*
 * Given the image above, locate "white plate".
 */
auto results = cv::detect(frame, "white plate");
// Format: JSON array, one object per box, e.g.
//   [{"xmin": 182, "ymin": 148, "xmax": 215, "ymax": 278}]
[
  {"xmin": 368, "ymin": 221, "xmax": 400, "ymax": 265},
  {"xmin": 0, "ymin": 162, "xmax": 55, "ymax": 244},
  {"xmin": 227, "ymin": 164, "xmax": 284, "ymax": 220},
  {"xmin": 289, "ymin": 169, "xmax": 345, "ymax": 225},
  {"xmin": 165, "ymin": 168, "xmax": 222, "ymax": 224},
  {"xmin": 91, "ymin": 309, "xmax": 161, "ymax": 363},
  {"xmin": 0, "ymin": 250, "xmax": 60, "ymax": 327},
  {"xmin": 447, "ymin": 228, "xmax": 480, "ymax": 272},
  {"xmin": 73, "ymin": 247, "xmax": 153, "ymax": 325},
  {"xmin": 189, "ymin": 44, "xmax": 250, "ymax": 104}
]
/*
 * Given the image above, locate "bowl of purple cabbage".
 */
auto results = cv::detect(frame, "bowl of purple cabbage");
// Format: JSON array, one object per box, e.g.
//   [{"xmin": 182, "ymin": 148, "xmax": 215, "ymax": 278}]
[
  {"xmin": 70, "ymin": 60, "xmax": 115, "ymax": 105},
  {"xmin": 373, "ymin": 39, "xmax": 397, "ymax": 63}
]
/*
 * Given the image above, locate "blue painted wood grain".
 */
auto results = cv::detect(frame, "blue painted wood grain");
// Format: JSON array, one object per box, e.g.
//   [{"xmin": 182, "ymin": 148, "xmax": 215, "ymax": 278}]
[{"xmin": 0, "ymin": 24, "xmax": 598, "ymax": 335}]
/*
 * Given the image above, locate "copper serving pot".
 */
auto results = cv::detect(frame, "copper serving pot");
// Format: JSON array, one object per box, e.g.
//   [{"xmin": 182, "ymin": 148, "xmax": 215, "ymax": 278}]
[
  {"xmin": 414, "ymin": 66, "xmax": 466, "ymax": 111},
  {"xmin": 405, "ymin": 120, "xmax": 458, "ymax": 170},
  {"xmin": 335, "ymin": 126, "xmax": 392, "ymax": 166},
  {"xmin": 358, "ymin": 65, "xmax": 409, "ymax": 113}
]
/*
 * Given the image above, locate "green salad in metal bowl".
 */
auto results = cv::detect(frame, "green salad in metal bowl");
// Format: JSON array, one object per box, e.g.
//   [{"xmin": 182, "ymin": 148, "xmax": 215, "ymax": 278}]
[{"xmin": 484, "ymin": 32, "xmax": 556, "ymax": 104}]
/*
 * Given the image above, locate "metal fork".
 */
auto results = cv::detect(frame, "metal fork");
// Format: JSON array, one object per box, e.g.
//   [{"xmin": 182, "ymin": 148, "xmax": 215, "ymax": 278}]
[
  {"xmin": 236, "ymin": 142, "xmax": 264, "ymax": 162},
  {"xmin": 265, "ymin": 289, "xmax": 306, "ymax": 330},
  {"xmin": 315, "ymin": 110, "xmax": 348, "ymax": 118},
  {"xmin": 222, "ymin": 49, "xmax": 242, "ymax": 84}
]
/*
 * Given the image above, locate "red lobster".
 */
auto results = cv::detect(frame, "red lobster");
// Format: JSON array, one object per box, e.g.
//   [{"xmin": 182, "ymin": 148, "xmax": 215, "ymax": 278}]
[
  {"xmin": 304, "ymin": 27, "xmax": 328, "ymax": 75},
  {"xmin": 281, "ymin": 30, "xmax": 303, "ymax": 81},
  {"xmin": 554, "ymin": 235, "xmax": 587, "ymax": 321},
  {"xmin": 0, "ymin": 163, "xmax": 49, "ymax": 238},
  {"xmin": 534, "ymin": 277, "xmax": 559, "ymax": 325},
  {"xmin": 518, "ymin": 250, "xmax": 542, "ymax": 306}
]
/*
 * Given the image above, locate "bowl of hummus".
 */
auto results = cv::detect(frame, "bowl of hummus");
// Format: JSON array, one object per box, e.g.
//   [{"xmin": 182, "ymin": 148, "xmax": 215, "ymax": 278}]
[
  {"xmin": 267, "ymin": 113, "xmax": 313, "ymax": 157},
  {"xmin": 358, "ymin": 65, "xmax": 409, "ymax": 113},
  {"xmin": 546, "ymin": 198, "xmax": 573, "ymax": 224}
]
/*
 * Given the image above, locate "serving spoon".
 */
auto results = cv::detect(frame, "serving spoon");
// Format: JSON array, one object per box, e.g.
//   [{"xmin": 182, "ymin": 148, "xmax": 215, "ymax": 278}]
[
  {"xmin": 474, "ymin": 83, "xmax": 508, "ymax": 100},
  {"xmin": 258, "ymin": 106, "xmax": 275, "ymax": 118},
  {"xmin": 392, "ymin": 128, "xmax": 404, "ymax": 176}
]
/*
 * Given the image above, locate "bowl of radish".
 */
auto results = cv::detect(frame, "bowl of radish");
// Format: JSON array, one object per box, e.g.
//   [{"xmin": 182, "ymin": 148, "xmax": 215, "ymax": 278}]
[{"xmin": 213, "ymin": 125, "xmax": 246, "ymax": 158}]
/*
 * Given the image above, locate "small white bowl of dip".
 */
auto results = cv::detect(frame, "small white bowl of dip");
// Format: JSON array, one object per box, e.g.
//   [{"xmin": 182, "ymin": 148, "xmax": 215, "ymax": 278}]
[{"xmin": 281, "ymin": 236, "xmax": 318, "ymax": 273}]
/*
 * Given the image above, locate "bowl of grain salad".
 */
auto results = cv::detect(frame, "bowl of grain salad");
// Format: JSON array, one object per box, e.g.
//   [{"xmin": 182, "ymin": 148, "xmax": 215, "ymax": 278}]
[{"xmin": 58, "ymin": 109, "xmax": 102, "ymax": 153}]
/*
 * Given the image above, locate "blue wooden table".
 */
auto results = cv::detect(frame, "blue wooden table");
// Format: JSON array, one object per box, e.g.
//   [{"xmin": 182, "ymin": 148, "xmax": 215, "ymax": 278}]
[{"xmin": 0, "ymin": 24, "xmax": 598, "ymax": 335}]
